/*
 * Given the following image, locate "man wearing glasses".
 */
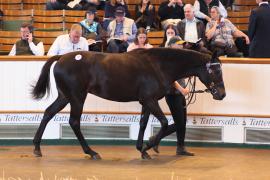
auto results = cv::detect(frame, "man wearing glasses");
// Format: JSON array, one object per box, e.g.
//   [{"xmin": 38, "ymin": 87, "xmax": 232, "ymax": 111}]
[{"xmin": 9, "ymin": 23, "xmax": 45, "ymax": 56}]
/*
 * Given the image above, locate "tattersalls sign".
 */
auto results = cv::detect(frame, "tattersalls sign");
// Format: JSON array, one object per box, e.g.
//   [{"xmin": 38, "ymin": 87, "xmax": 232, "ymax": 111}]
[
  {"xmin": 1, "ymin": 113, "xmax": 270, "ymax": 143},
  {"xmin": 1, "ymin": 113, "xmax": 270, "ymax": 127}
]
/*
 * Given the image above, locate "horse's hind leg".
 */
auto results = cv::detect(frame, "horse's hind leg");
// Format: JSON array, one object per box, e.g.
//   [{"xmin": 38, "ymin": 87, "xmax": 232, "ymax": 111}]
[
  {"xmin": 136, "ymin": 105, "xmax": 150, "ymax": 159},
  {"xmin": 69, "ymin": 95, "xmax": 101, "ymax": 160},
  {"xmin": 33, "ymin": 94, "xmax": 68, "ymax": 157}
]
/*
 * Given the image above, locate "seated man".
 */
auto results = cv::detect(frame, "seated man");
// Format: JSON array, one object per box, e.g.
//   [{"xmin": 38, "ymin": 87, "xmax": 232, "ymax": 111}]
[
  {"xmin": 106, "ymin": 6, "xmax": 137, "ymax": 53},
  {"xmin": 47, "ymin": 24, "xmax": 89, "ymax": 56},
  {"xmin": 177, "ymin": 4, "xmax": 210, "ymax": 54},
  {"xmin": 9, "ymin": 23, "xmax": 44, "ymax": 56}
]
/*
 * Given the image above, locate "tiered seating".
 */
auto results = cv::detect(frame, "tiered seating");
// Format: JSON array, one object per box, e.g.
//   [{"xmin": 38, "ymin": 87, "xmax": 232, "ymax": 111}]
[
  {"xmin": 2, "ymin": 9, "xmax": 33, "ymax": 21},
  {"xmin": 228, "ymin": 11, "xmax": 250, "ymax": 31},
  {"xmin": 0, "ymin": 31, "xmax": 20, "ymax": 54},
  {"xmin": 23, "ymin": 0, "xmax": 46, "ymax": 10},
  {"xmin": 34, "ymin": 31, "xmax": 67, "ymax": 52},
  {"xmin": 233, "ymin": 0, "xmax": 256, "ymax": 11},
  {"xmin": 0, "ymin": 0, "xmax": 22, "ymax": 10},
  {"xmin": 0, "ymin": 0, "xmax": 256, "ymax": 54},
  {"xmin": 1, "ymin": 10, "xmax": 32, "ymax": 31},
  {"xmin": 33, "ymin": 10, "xmax": 64, "ymax": 31},
  {"xmin": 64, "ymin": 10, "xmax": 85, "ymax": 30},
  {"xmin": 147, "ymin": 31, "xmax": 164, "ymax": 47}
]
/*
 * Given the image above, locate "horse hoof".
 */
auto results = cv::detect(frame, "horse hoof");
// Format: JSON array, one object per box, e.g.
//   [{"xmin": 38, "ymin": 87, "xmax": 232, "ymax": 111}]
[
  {"xmin": 148, "ymin": 136, "xmax": 160, "ymax": 153},
  {"xmin": 153, "ymin": 145, "xmax": 160, "ymax": 154},
  {"xmin": 141, "ymin": 152, "xmax": 151, "ymax": 160},
  {"xmin": 141, "ymin": 143, "xmax": 150, "ymax": 153},
  {"xmin": 91, "ymin": 154, "xmax": 102, "ymax": 160},
  {"xmin": 33, "ymin": 149, "xmax": 42, "ymax": 157}
]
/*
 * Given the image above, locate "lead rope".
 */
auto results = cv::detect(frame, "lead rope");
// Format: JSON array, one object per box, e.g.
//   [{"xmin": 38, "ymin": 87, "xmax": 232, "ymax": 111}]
[
  {"xmin": 185, "ymin": 76, "xmax": 197, "ymax": 108},
  {"xmin": 185, "ymin": 76, "xmax": 210, "ymax": 108}
]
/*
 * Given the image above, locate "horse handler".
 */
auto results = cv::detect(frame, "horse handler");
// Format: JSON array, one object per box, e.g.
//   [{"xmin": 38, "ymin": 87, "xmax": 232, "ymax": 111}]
[{"xmin": 149, "ymin": 36, "xmax": 194, "ymax": 156}]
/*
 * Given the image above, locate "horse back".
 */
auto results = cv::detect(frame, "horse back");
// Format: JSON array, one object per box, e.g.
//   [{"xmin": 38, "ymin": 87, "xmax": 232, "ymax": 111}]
[{"xmin": 53, "ymin": 51, "xmax": 168, "ymax": 102}]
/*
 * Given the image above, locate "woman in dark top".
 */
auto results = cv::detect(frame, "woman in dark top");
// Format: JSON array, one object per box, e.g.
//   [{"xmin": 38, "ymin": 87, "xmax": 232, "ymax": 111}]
[
  {"xmin": 103, "ymin": 0, "xmax": 130, "ymax": 29},
  {"xmin": 135, "ymin": 0, "xmax": 156, "ymax": 31},
  {"xmin": 151, "ymin": 34, "xmax": 194, "ymax": 156}
]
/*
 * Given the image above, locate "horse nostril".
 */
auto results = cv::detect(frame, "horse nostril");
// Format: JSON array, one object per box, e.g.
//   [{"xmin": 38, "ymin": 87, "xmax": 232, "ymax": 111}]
[{"xmin": 221, "ymin": 93, "xmax": 226, "ymax": 99}]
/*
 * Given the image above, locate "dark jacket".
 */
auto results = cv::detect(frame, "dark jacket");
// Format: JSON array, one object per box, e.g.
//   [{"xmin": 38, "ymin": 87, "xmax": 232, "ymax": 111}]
[
  {"xmin": 104, "ymin": 2, "xmax": 130, "ymax": 18},
  {"xmin": 158, "ymin": 1, "xmax": 184, "ymax": 21},
  {"xmin": 198, "ymin": 0, "xmax": 219, "ymax": 17},
  {"xmin": 248, "ymin": 3, "xmax": 270, "ymax": 58},
  {"xmin": 177, "ymin": 18, "xmax": 206, "ymax": 44}
]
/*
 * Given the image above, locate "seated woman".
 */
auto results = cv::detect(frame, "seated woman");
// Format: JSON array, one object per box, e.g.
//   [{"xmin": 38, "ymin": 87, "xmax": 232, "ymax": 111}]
[
  {"xmin": 160, "ymin": 24, "xmax": 182, "ymax": 47},
  {"xmin": 135, "ymin": 0, "xmax": 156, "ymax": 31},
  {"xmin": 205, "ymin": 6, "xmax": 249, "ymax": 57},
  {"xmin": 127, "ymin": 27, "xmax": 153, "ymax": 52},
  {"xmin": 80, "ymin": 8, "xmax": 106, "ymax": 51}
]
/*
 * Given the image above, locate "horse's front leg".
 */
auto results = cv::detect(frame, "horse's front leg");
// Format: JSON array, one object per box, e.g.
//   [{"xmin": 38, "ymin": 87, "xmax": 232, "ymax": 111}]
[
  {"xmin": 141, "ymin": 100, "xmax": 168, "ymax": 158},
  {"xmin": 136, "ymin": 105, "xmax": 151, "ymax": 159}
]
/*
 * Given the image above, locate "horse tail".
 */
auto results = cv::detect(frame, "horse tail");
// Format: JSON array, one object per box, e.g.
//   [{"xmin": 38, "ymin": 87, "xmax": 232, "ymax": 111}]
[{"xmin": 32, "ymin": 55, "xmax": 62, "ymax": 100}]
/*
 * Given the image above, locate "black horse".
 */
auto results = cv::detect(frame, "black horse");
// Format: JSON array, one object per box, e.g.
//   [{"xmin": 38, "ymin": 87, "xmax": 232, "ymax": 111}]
[{"xmin": 32, "ymin": 48, "xmax": 225, "ymax": 160}]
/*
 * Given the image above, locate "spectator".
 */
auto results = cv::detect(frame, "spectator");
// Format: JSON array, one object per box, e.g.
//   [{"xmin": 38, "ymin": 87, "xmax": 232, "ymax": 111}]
[
  {"xmin": 194, "ymin": 0, "xmax": 227, "ymax": 25},
  {"xmin": 47, "ymin": 24, "xmax": 88, "ymax": 56},
  {"xmin": 135, "ymin": 0, "xmax": 156, "ymax": 31},
  {"xmin": 248, "ymin": 0, "xmax": 270, "ymax": 58},
  {"xmin": 9, "ymin": 23, "xmax": 44, "ymax": 56},
  {"xmin": 103, "ymin": 0, "xmax": 130, "ymax": 29},
  {"xmin": 46, "ymin": 0, "xmax": 99, "ymax": 10},
  {"xmin": 205, "ymin": 6, "xmax": 249, "ymax": 57},
  {"xmin": 106, "ymin": 6, "xmax": 137, "ymax": 53},
  {"xmin": 127, "ymin": 27, "xmax": 153, "ymax": 52},
  {"xmin": 177, "ymin": 4, "xmax": 210, "ymax": 54},
  {"xmin": 46, "ymin": 0, "xmax": 81, "ymax": 10},
  {"xmin": 220, "ymin": 0, "xmax": 234, "ymax": 9},
  {"xmin": 80, "ymin": 8, "xmax": 106, "ymax": 51},
  {"xmin": 149, "ymin": 36, "xmax": 194, "ymax": 156},
  {"xmin": 160, "ymin": 24, "xmax": 180, "ymax": 47},
  {"xmin": 81, "ymin": 0, "xmax": 101, "ymax": 10},
  {"xmin": 158, "ymin": 0, "xmax": 185, "ymax": 29}
]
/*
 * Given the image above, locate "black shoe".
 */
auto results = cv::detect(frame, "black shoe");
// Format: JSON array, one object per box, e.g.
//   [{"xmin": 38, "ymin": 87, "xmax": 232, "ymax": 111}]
[
  {"xmin": 149, "ymin": 135, "xmax": 159, "ymax": 153},
  {"xmin": 176, "ymin": 146, "xmax": 194, "ymax": 156}
]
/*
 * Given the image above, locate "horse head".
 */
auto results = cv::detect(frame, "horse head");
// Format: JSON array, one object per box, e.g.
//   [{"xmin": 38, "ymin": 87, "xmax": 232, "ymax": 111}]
[{"xmin": 199, "ymin": 51, "xmax": 226, "ymax": 100}]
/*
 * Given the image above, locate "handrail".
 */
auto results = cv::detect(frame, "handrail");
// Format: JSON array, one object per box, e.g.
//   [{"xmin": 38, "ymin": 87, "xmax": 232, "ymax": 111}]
[
  {"xmin": 1, "ymin": 56, "xmax": 270, "ymax": 64},
  {"xmin": 0, "ymin": 110, "xmax": 269, "ymax": 118}
]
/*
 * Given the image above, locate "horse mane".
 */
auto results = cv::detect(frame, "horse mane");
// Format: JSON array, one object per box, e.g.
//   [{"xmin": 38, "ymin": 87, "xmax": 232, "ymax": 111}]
[{"xmin": 128, "ymin": 48, "xmax": 211, "ymax": 66}]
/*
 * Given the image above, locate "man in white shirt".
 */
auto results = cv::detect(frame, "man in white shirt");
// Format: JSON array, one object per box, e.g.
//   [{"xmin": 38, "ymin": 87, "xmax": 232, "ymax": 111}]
[
  {"xmin": 9, "ymin": 23, "xmax": 45, "ymax": 56},
  {"xmin": 47, "ymin": 24, "xmax": 89, "ymax": 56},
  {"xmin": 177, "ymin": 4, "xmax": 210, "ymax": 54}
]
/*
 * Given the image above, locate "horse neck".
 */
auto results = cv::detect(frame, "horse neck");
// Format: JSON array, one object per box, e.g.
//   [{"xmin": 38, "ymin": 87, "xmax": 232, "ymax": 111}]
[{"xmin": 157, "ymin": 50, "xmax": 207, "ymax": 82}]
